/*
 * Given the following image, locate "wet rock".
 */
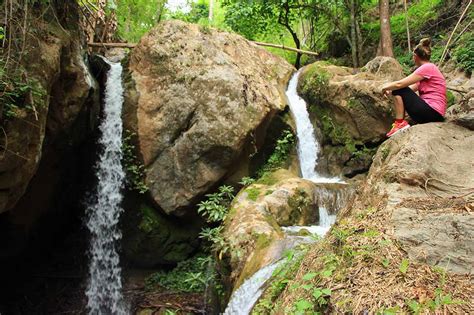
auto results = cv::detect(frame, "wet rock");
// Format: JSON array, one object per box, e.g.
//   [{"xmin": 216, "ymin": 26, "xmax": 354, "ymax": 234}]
[
  {"xmin": 122, "ymin": 203, "xmax": 201, "ymax": 267},
  {"xmin": 123, "ymin": 20, "xmax": 294, "ymax": 216},
  {"xmin": 223, "ymin": 169, "xmax": 353, "ymax": 289}
]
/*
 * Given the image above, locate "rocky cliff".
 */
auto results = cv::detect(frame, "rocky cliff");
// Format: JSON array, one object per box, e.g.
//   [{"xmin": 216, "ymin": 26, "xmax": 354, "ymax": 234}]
[{"xmin": 0, "ymin": 2, "xmax": 99, "ymax": 259}]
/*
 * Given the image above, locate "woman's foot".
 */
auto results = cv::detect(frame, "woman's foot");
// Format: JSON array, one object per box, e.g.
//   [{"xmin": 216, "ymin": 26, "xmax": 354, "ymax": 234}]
[{"xmin": 386, "ymin": 119, "xmax": 410, "ymax": 137}]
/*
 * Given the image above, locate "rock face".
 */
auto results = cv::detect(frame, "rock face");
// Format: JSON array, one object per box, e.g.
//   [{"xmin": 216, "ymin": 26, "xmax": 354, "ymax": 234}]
[
  {"xmin": 123, "ymin": 20, "xmax": 294, "ymax": 216},
  {"xmin": 297, "ymin": 57, "xmax": 403, "ymax": 177},
  {"xmin": 369, "ymin": 122, "xmax": 474, "ymax": 274},
  {"xmin": 121, "ymin": 202, "xmax": 201, "ymax": 267},
  {"xmin": 0, "ymin": 3, "xmax": 99, "ymax": 258}
]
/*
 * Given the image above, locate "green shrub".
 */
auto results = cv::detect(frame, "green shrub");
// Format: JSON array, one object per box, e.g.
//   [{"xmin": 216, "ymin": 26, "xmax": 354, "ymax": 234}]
[
  {"xmin": 452, "ymin": 32, "xmax": 474, "ymax": 74},
  {"xmin": 145, "ymin": 254, "xmax": 215, "ymax": 293},
  {"xmin": 122, "ymin": 130, "xmax": 149, "ymax": 193},
  {"xmin": 197, "ymin": 185, "xmax": 234, "ymax": 223},
  {"xmin": 257, "ymin": 129, "xmax": 295, "ymax": 176}
]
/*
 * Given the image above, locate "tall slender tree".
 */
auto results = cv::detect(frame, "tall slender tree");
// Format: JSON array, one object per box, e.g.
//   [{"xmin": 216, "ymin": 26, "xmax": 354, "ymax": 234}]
[{"xmin": 378, "ymin": 0, "xmax": 394, "ymax": 57}]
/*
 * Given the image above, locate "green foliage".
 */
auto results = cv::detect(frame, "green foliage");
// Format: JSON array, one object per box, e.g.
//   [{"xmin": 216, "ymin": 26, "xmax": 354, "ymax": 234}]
[
  {"xmin": 452, "ymin": 31, "xmax": 474, "ymax": 74},
  {"xmin": 197, "ymin": 185, "xmax": 234, "ymax": 223},
  {"xmin": 239, "ymin": 176, "xmax": 256, "ymax": 186},
  {"xmin": 145, "ymin": 254, "xmax": 214, "ymax": 293},
  {"xmin": 300, "ymin": 64, "xmax": 330, "ymax": 100},
  {"xmin": 245, "ymin": 187, "xmax": 261, "ymax": 202},
  {"xmin": 0, "ymin": 59, "xmax": 46, "ymax": 120},
  {"xmin": 258, "ymin": 129, "xmax": 295, "ymax": 176},
  {"xmin": 287, "ymin": 188, "xmax": 311, "ymax": 213},
  {"xmin": 122, "ymin": 130, "xmax": 149, "ymax": 193},
  {"xmin": 199, "ymin": 226, "xmax": 230, "ymax": 255},
  {"xmin": 399, "ymin": 258, "xmax": 409, "ymax": 275},
  {"xmin": 446, "ymin": 90, "xmax": 456, "ymax": 108},
  {"xmin": 115, "ymin": 0, "xmax": 167, "ymax": 42},
  {"xmin": 253, "ymin": 248, "xmax": 308, "ymax": 314},
  {"xmin": 364, "ymin": 0, "xmax": 443, "ymax": 43}
]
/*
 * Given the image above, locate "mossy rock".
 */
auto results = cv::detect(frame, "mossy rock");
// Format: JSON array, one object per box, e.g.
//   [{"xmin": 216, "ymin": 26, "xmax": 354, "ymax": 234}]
[{"xmin": 122, "ymin": 202, "xmax": 202, "ymax": 267}]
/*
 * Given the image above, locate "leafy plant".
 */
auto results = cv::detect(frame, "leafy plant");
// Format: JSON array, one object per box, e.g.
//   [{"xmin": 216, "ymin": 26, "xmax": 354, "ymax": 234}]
[
  {"xmin": 197, "ymin": 185, "xmax": 234, "ymax": 223},
  {"xmin": 258, "ymin": 129, "xmax": 295, "ymax": 176},
  {"xmin": 399, "ymin": 258, "xmax": 409, "ymax": 275},
  {"xmin": 145, "ymin": 254, "xmax": 214, "ymax": 293},
  {"xmin": 452, "ymin": 31, "xmax": 474, "ymax": 74},
  {"xmin": 239, "ymin": 176, "xmax": 255, "ymax": 186},
  {"xmin": 122, "ymin": 130, "xmax": 149, "ymax": 193}
]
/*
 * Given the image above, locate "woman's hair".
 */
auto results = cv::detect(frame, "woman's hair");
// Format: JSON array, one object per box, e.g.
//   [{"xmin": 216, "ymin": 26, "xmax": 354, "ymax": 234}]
[{"xmin": 413, "ymin": 38, "xmax": 432, "ymax": 61}]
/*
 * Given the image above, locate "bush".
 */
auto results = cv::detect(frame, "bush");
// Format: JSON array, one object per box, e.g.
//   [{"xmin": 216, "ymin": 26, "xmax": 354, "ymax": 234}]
[
  {"xmin": 452, "ymin": 32, "xmax": 474, "ymax": 74},
  {"xmin": 145, "ymin": 254, "xmax": 215, "ymax": 293}
]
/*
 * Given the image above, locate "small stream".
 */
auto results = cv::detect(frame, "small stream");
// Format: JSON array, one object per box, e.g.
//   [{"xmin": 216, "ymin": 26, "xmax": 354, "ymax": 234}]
[
  {"xmin": 85, "ymin": 59, "xmax": 128, "ymax": 315},
  {"xmin": 223, "ymin": 70, "xmax": 350, "ymax": 315}
]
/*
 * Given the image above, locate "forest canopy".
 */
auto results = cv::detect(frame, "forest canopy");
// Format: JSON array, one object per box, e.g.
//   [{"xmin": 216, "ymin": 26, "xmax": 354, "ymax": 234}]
[{"xmin": 84, "ymin": 0, "xmax": 471, "ymax": 71}]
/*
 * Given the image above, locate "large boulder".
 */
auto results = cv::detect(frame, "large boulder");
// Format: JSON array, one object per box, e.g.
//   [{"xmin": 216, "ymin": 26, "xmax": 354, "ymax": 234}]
[
  {"xmin": 123, "ymin": 20, "xmax": 294, "ymax": 216},
  {"xmin": 297, "ymin": 57, "xmax": 403, "ymax": 177},
  {"xmin": 369, "ymin": 122, "xmax": 474, "ymax": 274}
]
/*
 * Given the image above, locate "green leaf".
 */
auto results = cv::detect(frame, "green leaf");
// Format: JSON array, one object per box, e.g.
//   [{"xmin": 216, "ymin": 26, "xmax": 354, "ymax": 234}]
[
  {"xmin": 399, "ymin": 259, "xmax": 409, "ymax": 274},
  {"xmin": 295, "ymin": 299, "xmax": 313, "ymax": 311},
  {"xmin": 302, "ymin": 272, "xmax": 317, "ymax": 281}
]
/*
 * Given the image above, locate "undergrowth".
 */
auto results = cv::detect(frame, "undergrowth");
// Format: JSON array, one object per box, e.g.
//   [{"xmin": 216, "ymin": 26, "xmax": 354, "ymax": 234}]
[
  {"xmin": 269, "ymin": 192, "xmax": 473, "ymax": 314},
  {"xmin": 122, "ymin": 130, "xmax": 149, "ymax": 193},
  {"xmin": 145, "ymin": 254, "xmax": 216, "ymax": 293},
  {"xmin": 256, "ymin": 129, "xmax": 295, "ymax": 178}
]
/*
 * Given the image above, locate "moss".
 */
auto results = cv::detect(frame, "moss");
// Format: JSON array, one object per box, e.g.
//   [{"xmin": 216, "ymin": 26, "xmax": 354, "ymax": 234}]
[
  {"xmin": 287, "ymin": 188, "xmax": 312, "ymax": 224},
  {"xmin": 246, "ymin": 187, "xmax": 261, "ymax": 201},
  {"xmin": 138, "ymin": 204, "xmax": 161, "ymax": 233},
  {"xmin": 311, "ymin": 106, "xmax": 360, "ymax": 154},
  {"xmin": 446, "ymin": 90, "xmax": 456, "ymax": 108},
  {"xmin": 299, "ymin": 63, "xmax": 331, "ymax": 101},
  {"xmin": 256, "ymin": 171, "xmax": 280, "ymax": 186}
]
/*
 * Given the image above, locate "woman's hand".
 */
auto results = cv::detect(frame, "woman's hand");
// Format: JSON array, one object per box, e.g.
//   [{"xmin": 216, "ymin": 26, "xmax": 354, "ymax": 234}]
[{"xmin": 381, "ymin": 83, "xmax": 392, "ymax": 97}]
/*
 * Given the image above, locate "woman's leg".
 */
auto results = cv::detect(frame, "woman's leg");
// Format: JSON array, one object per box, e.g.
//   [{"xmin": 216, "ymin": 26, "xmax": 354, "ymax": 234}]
[
  {"xmin": 391, "ymin": 87, "xmax": 443, "ymax": 123},
  {"xmin": 393, "ymin": 95, "xmax": 405, "ymax": 120}
]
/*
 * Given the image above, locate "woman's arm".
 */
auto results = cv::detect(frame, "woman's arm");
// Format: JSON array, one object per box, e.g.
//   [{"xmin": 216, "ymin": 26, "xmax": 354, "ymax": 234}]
[
  {"xmin": 381, "ymin": 73, "xmax": 424, "ymax": 93},
  {"xmin": 409, "ymin": 83, "xmax": 419, "ymax": 92}
]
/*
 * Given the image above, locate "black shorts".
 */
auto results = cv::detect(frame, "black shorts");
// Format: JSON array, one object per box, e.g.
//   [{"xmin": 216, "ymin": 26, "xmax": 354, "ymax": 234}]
[{"xmin": 392, "ymin": 87, "xmax": 444, "ymax": 123}]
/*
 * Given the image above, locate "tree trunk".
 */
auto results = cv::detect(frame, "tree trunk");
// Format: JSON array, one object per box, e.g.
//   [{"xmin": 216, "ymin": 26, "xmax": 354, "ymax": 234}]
[
  {"xmin": 404, "ymin": 0, "xmax": 411, "ymax": 52},
  {"xmin": 379, "ymin": 0, "xmax": 394, "ymax": 57},
  {"xmin": 209, "ymin": 0, "xmax": 214, "ymax": 22},
  {"xmin": 349, "ymin": 0, "xmax": 359, "ymax": 67}
]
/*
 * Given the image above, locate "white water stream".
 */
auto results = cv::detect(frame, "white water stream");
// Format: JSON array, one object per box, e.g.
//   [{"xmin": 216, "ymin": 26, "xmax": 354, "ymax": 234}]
[
  {"xmin": 223, "ymin": 71, "xmax": 348, "ymax": 315},
  {"xmin": 85, "ymin": 60, "xmax": 128, "ymax": 315},
  {"xmin": 285, "ymin": 71, "xmax": 342, "ymax": 184}
]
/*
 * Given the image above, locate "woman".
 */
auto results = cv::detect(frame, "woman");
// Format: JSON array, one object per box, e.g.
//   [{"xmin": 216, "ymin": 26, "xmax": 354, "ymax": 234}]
[{"xmin": 381, "ymin": 38, "xmax": 447, "ymax": 137}]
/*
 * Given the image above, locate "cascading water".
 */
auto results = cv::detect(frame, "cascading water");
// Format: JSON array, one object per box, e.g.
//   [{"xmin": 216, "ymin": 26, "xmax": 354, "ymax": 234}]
[
  {"xmin": 224, "ymin": 261, "xmax": 284, "ymax": 315},
  {"xmin": 85, "ymin": 60, "xmax": 128, "ymax": 315},
  {"xmin": 223, "ymin": 71, "xmax": 350, "ymax": 315},
  {"xmin": 285, "ymin": 71, "xmax": 341, "ymax": 184}
]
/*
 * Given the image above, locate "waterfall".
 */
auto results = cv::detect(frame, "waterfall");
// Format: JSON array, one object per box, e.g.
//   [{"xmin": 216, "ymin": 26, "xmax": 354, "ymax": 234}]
[
  {"xmin": 285, "ymin": 71, "xmax": 341, "ymax": 184},
  {"xmin": 85, "ymin": 60, "xmax": 128, "ymax": 315},
  {"xmin": 223, "ymin": 260, "xmax": 284, "ymax": 315},
  {"xmin": 223, "ymin": 71, "xmax": 349, "ymax": 315}
]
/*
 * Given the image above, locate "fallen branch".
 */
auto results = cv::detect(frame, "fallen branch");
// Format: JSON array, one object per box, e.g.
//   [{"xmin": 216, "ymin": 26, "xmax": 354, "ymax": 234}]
[
  {"xmin": 87, "ymin": 41, "xmax": 320, "ymax": 56},
  {"xmin": 447, "ymin": 86, "xmax": 468, "ymax": 94},
  {"xmin": 88, "ymin": 42, "xmax": 136, "ymax": 48},
  {"xmin": 252, "ymin": 41, "xmax": 319, "ymax": 56},
  {"xmin": 439, "ymin": 0, "xmax": 472, "ymax": 66}
]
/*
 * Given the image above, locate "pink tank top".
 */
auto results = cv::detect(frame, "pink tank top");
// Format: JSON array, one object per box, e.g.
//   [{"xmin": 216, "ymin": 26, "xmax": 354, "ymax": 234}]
[{"xmin": 414, "ymin": 63, "xmax": 447, "ymax": 116}]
